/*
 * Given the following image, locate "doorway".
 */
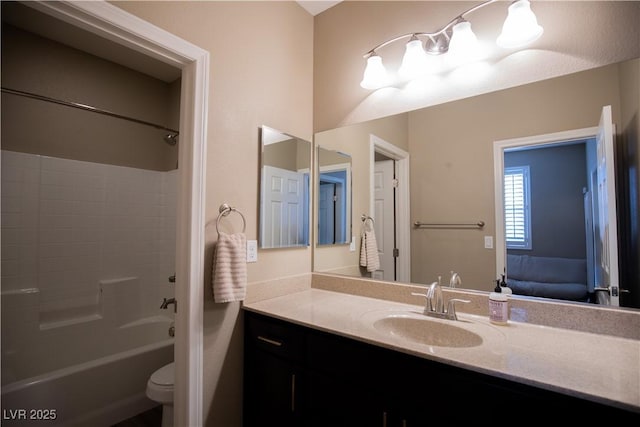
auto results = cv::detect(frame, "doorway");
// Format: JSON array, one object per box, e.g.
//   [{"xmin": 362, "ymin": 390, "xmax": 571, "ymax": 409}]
[
  {"xmin": 494, "ymin": 106, "xmax": 621, "ymax": 307},
  {"xmin": 5, "ymin": 2, "xmax": 209, "ymax": 426},
  {"xmin": 369, "ymin": 134, "xmax": 411, "ymax": 283}
]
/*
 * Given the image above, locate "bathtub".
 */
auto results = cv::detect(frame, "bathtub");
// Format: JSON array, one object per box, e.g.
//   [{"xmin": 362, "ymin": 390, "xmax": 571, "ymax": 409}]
[{"xmin": 1, "ymin": 317, "xmax": 174, "ymax": 427}]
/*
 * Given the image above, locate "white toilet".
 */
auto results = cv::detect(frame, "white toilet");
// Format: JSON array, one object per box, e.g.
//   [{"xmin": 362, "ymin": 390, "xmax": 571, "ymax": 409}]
[{"xmin": 146, "ymin": 362, "xmax": 174, "ymax": 427}]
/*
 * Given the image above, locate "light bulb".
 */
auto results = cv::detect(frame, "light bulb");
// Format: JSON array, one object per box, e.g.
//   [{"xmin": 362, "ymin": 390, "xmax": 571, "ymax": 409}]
[
  {"xmin": 497, "ymin": 0, "xmax": 543, "ymax": 48},
  {"xmin": 399, "ymin": 37, "xmax": 428, "ymax": 80},
  {"xmin": 448, "ymin": 20, "xmax": 481, "ymax": 66},
  {"xmin": 360, "ymin": 54, "xmax": 390, "ymax": 90}
]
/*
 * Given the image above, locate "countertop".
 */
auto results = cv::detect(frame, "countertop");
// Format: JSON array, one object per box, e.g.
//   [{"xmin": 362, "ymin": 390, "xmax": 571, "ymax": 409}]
[{"xmin": 243, "ymin": 288, "xmax": 640, "ymax": 413}]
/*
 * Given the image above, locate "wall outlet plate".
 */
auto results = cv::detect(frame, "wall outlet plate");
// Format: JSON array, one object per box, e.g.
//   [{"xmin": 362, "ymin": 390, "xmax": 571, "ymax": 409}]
[{"xmin": 247, "ymin": 240, "xmax": 258, "ymax": 262}]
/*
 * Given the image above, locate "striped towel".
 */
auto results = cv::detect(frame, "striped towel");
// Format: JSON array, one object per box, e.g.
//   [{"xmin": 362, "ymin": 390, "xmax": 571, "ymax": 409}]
[
  {"xmin": 212, "ymin": 232, "xmax": 247, "ymax": 303},
  {"xmin": 359, "ymin": 225, "xmax": 380, "ymax": 273}
]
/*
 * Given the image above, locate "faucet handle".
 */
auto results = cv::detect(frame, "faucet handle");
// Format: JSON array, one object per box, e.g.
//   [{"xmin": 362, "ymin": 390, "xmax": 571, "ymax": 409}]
[{"xmin": 446, "ymin": 298, "xmax": 470, "ymax": 321}]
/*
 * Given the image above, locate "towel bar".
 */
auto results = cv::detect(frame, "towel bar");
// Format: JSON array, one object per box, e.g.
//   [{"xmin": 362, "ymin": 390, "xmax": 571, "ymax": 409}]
[{"xmin": 413, "ymin": 220, "xmax": 484, "ymax": 229}]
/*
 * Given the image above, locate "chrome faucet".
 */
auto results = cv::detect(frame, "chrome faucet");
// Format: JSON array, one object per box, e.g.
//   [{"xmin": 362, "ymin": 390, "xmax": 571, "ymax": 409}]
[
  {"xmin": 449, "ymin": 271, "xmax": 462, "ymax": 288},
  {"xmin": 426, "ymin": 278, "xmax": 444, "ymax": 313},
  {"xmin": 412, "ymin": 277, "xmax": 470, "ymax": 321},
  {"xmin": 160, "ymin": 297, "xmax": 177, "ymax": 313}
]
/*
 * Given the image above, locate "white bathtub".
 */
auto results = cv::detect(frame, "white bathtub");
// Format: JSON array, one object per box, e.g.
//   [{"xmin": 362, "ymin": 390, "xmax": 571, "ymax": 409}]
[{"xmin": 1, "ymin": 317, "xmax": 174, "ymax": 427}]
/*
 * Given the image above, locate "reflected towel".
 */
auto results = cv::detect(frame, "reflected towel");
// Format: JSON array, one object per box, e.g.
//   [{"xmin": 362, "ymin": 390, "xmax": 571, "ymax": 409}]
[
  {"xmin": 359, "ymin": 229, "xmax": 380, "ymax": 273},
  {"xmin": 212, "ymin": 232, "xmax": 247, "ymax": 303}
]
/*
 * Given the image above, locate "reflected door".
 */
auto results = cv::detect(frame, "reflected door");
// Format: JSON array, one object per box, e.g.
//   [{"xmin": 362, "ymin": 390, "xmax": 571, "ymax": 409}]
[
  {"xmin": 595, "ymin": 105, "xmax": 620, "ymax": 306},
  {"xmin": 262, "ymin": 165, "xmax": 305, "ymax": 248},
  {"xmin": 374, "ymin": 159, "xmax": 395, "ymax": 281},
  {"xmin": 318, "ymin": 182, "xmax": 336, "ymax": 244}
]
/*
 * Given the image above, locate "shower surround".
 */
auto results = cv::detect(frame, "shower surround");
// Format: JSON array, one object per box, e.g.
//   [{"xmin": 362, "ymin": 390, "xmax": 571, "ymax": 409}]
[{"xmin": 1, "ymin": 150, "xmax": 177, "ymax": 425}]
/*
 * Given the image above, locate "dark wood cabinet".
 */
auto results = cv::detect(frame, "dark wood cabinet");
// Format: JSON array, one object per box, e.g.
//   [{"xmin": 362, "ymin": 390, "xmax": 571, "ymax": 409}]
[
  {"xmin": 243, "ymin": 311, "xmax": 306, "ymax": 427},
  {"xmin": 243, "ymin": 311, "xmax": 639, "ymax": 426}
]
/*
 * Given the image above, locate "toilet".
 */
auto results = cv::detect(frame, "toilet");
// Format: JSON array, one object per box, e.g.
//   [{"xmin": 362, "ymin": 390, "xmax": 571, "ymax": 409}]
[{"xmin": 146, "ymin": 362, "xmax": 174, "ymax": 427}]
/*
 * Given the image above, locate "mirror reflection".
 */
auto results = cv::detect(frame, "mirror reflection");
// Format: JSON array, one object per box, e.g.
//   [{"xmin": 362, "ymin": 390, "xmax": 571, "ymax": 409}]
[
  {"xmin": 316, "ymin": 146, "xmax": 352, "ymax": 245},
  {"xmin": 496, "ymin": 113, "xmax": 618, "ymax": 306},
  {"xmin": 312, "ymin": 58, "xmax": 639, "ymax": 310},
  {"xmin": 259, "ymin": 126, "xmax": 311, "ymax": 249}
]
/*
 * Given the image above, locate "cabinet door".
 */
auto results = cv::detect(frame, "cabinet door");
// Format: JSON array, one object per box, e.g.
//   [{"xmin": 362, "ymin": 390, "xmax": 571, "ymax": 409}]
[
  {"xmin": 244, "ymin": 312, "xmax": 306, "ymax": 427},
  {"xmin": 306, "ymin": 369, "xmax": 387, "ymax": 427},
  {"xmin": 244, "ymin": 349, "xmax": 304, "ymax": 427}
]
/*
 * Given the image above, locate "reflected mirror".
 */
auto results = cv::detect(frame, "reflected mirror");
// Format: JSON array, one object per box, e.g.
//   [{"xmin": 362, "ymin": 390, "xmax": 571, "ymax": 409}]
[
  {"xmin": 316, "ymin": 146, "xmax": 352, "ymax": 245},
  {"xmin": 312, "ymin": 57, "xmax": 639, "ymax": 311},
  {"xmin": 259, "ymin": 126, "xmax": 311, "ymax": 249}
]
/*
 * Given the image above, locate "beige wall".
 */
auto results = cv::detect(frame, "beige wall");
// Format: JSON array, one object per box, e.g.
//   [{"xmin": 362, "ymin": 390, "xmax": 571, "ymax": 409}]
[
  {"xmin": 314, "ymin": 1, "xmax": 640, "ymax": 131},
  {"xmin": 1, "ymin": 24, "xmax": 179, "ymax": 171},
  {"xmin": 263, "ymin": 139, "xmax": 308, "ymax": 171},
  {"xmin": 112, "ymin": 1, "xmax": 313, "ymax": 426}
]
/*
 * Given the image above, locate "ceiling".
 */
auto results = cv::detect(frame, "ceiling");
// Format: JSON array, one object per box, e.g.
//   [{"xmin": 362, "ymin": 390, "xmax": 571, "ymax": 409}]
[
  {"xmin": 296, "ymin": 1, "xmax": 342, "ymax": 16},
  {"xmin": 1, "ymin": 1, "xmax": 181, "ymax": 83}
]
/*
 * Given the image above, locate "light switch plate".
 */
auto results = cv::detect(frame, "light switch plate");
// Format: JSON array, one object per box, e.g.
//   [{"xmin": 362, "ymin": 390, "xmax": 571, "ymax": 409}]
[
  {"xmin": 484, "ymin": 236, "xmax": 493, "ymax": 249},
  {"xmin": 246, "ymin": 240, "xmax": 258, "ymax": 262}
]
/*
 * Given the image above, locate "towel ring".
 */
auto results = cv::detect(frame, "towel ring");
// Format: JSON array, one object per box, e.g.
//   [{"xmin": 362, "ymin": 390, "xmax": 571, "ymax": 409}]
[
  {"xmin": 361, "ymin": 214, "xmax": 374, "ymax": 224},
  {"xmin": 216, "ymin": 203, "xmax": 246, "ymax": 234}
]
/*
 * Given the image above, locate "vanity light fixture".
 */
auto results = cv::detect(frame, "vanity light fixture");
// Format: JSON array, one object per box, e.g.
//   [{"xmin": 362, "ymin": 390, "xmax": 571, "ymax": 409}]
[{"xmin": 360, "ymin": 0, "xmax": 544, "ymax": 90}]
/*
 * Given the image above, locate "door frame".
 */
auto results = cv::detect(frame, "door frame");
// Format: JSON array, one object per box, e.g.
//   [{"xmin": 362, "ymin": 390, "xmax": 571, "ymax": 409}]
[
  {"xmin": 319, "ymin": 163, "xmax": 351, "ymax": 244},
  {"xmin": 493, "ymin": 126, "xmax": 598, "ymax": 285},
  {"xmin": 28, "ymin": 2, "xmax": 209, "ymax": 425},
  {"xmin": 369, "ymin": 134, "xmax": 410, "ymax": 283}
]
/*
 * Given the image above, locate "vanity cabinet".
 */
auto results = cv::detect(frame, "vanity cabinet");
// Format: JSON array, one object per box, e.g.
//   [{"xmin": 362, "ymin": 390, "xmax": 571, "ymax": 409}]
[
  {"xmin": 243, "ymin": 310, "xmax": 306, "ymax": 427},
  {"xmin": 243, "ymin": 311, "xmax": 639, "ymax": 426}
]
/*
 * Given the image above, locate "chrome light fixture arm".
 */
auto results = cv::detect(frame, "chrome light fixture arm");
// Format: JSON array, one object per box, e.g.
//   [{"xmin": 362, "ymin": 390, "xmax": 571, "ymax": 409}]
[{"xmin": 362, "ymin": 0, "xmax": 497, "ymax": 59}]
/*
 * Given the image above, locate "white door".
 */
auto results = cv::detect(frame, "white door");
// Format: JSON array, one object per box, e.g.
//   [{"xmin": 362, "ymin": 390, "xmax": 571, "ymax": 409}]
[
  {"xmin": 595, "ymin": 105, "xmax": 619, "ymax": 306},
  {"xmin": 262, "ymin": 165, "xmax": 305, "ymax": 248},
  {"xmin": 374, "ymin": 159, "xmax": 395, "ymax": 281},
  {"xmin": 583, "ymin": 189, "xmax": 596, "ymax": 293}
]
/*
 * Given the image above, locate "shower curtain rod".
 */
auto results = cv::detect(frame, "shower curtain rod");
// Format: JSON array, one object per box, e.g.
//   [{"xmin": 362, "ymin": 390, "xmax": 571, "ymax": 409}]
[{"xmin": 1, "ymin": 86, "xmax": 179, "ymax": 135}]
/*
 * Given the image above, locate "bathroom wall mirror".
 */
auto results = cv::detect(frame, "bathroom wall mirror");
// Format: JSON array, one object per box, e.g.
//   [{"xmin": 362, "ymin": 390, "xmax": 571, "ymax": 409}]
[
  {"xmin": 316, "ymin": 146, "xmax": 352, "ymax": 246},
  {"xmin": 259, "ymin": 125, "xmax": 311, "ymax": 249},
  {"xmin": 312, "ymin": 57, "xmax": 639, "ymax": 311}
]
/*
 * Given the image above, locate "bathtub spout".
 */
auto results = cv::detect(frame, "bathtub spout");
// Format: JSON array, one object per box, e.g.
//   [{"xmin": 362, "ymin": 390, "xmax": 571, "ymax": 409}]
[{"xmin": 160, "ymin": 297, "xmax": 177, "ymax": 313}]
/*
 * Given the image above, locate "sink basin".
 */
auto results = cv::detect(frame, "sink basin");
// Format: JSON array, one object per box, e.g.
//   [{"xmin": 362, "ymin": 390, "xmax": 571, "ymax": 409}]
[{"xmin": 373, "ymin": 315, "xmax": 483, "ymax": 348}]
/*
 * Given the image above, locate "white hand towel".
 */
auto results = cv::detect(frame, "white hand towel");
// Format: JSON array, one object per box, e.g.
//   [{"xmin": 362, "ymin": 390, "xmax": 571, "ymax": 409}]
[
  {"xmin": 212, "ymin": 232, "xmax": 247, "ymax": 303},
  {"xmin": 359, "ymin": 227, "xmax": 380, "ymax": 273}
]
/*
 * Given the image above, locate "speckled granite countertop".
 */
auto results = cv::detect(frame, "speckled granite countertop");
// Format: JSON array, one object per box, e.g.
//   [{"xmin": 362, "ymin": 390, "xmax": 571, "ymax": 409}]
[{"xmin": 243, "ymin": 288, "xmax": 640, "ymax": 413}]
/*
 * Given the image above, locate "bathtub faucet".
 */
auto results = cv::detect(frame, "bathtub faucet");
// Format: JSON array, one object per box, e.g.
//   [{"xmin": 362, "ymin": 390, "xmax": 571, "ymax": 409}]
[{"xmin": 160, "ymin": 297, "xmax": 177, "ymax": 313}]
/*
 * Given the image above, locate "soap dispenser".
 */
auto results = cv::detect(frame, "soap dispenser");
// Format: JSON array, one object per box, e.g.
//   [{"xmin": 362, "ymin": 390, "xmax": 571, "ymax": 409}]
[
  {"xmin": 499, "ymin": 273, "xmax": 512, "ymax": 295},
  {"xmin": 489, "ymin": 280, "xmax": 509, "ymax": 325}
]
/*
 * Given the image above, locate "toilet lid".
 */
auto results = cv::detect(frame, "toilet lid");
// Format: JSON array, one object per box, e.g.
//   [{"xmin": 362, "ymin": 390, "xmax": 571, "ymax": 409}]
[{"xmin": 150, "ymin": 362, "xmax": 174, "ymax": 386}]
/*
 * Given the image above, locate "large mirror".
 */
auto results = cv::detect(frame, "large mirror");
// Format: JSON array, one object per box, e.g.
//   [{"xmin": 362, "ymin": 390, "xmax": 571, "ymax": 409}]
[
  {"xmin": 316, "ymin": 146, "xmax": 352, "ymax": 246},
  {"xmin": 259, "ymin": 126, "xmax": 311, "ymax": 249},
  {"xmin": 312, "ymin": 57, "xmax": 640, "ymax": 311}
]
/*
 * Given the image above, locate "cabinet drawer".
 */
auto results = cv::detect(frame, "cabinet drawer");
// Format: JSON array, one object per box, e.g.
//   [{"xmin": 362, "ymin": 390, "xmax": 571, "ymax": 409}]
[{"xmin": 245, "ymin": 312, "xmax": 306, "ymax": 362}]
